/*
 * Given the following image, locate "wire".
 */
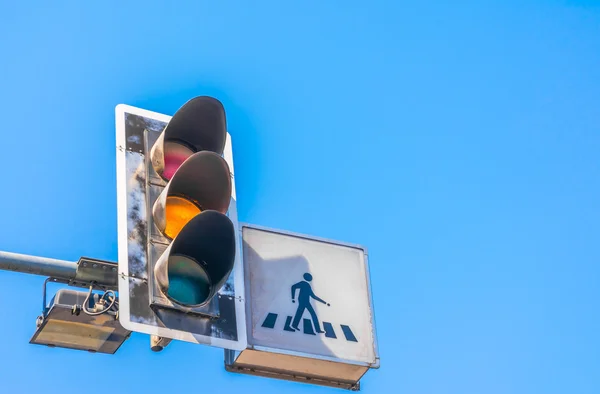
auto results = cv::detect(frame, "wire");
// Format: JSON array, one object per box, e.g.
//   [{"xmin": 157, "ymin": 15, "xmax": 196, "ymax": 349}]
[
  {"xmin": 102, "ymin": 291, "xmax": 119, "ymax": 316},
  {"xmin": 82, "ymin": 285, "xmax": 118, "ymax": 316}
]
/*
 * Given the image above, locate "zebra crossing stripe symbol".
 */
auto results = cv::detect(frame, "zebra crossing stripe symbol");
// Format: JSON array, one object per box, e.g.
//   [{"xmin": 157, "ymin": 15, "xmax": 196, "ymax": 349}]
[{"xmin": 261, "ymin": 312, "xmax": 358, "ymax": 342}]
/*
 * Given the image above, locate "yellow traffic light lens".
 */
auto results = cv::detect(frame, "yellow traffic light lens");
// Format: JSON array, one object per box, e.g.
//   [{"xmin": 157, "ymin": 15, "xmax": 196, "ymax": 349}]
[
  {"xmin": 164, "ymin": 196, "xmax": 201, "ymax": 239},
  {"xmin": 163, "ymin": 141, "xmax": 195, "ymax": 180},
  {"xmin": 167, "ymin": 254, "xmax": 211, "ymax": 305}
]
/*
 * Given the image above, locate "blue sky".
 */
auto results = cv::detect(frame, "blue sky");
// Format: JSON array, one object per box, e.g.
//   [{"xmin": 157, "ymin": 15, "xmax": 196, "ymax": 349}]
[{"xmin": 0, "ymin": 1, "xmax": 599, "ymax": 393}]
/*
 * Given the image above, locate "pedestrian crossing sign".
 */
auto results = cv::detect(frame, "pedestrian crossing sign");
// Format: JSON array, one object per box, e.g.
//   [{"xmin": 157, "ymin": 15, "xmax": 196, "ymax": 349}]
[{"xmin": 225, "ymin": 223, "xmax": 379, "ymax": 390}]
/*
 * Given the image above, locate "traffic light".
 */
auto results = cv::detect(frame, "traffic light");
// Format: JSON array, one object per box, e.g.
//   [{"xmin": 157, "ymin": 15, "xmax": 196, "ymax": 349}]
[
  {"xmin": 149, "ymin": 97, "xmax": 235, "ymax": 310},
  {"xmin": 116, "ymin": 97, "xmax": 247, "ymax": 350}
]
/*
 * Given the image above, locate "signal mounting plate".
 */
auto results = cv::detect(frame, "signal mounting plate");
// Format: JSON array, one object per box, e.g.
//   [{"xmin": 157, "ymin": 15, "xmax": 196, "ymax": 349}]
[{"xmin": 115, "ymin": 103, "xmax": 247, "ymax": 350}]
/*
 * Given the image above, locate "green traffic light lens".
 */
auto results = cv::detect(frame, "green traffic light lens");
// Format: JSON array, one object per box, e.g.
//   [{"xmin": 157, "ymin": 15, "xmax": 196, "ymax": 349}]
[{"xmin": 166, "ymin": 254, "xmax": 211, "ymax": 306}]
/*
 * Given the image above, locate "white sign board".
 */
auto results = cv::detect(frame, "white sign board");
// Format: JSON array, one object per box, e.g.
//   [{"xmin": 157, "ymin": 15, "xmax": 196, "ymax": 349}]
[{"xmin": 241, "ymin": 224, "xmax": 378, "ymax": 367}]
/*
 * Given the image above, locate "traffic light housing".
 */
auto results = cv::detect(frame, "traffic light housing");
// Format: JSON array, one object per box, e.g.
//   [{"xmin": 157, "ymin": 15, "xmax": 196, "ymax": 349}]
[
  {"xmin": 116, "ymin": 97, "xmax": 247, "ymax": 350},
  {"xmin": 148, "ymin": 97, "xmax": 235, "ymax": 312},
  {"xmin": 153, "ymin": 209, "xmax": 236, "ymax": 307}
]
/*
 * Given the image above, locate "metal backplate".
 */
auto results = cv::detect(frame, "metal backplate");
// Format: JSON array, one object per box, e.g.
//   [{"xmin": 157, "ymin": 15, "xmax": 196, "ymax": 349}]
[{"xmin": 115, "ymin": 104, "xmax": 247, "ymax": 350}]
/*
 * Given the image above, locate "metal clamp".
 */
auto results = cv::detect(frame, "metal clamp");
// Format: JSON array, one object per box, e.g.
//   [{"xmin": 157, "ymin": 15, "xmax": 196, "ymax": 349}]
[{"xmin": 71, "ymin": 257, "xmax": 118, "ymax": 290}]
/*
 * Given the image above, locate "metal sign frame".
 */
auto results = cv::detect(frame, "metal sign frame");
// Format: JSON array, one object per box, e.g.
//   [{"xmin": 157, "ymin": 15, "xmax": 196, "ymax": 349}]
[
  {"xmin": 225, "ymin": 222, "xmax": 379, "ymax": 390},
  {"xmin": 115, "ymin": 103, "xmax": 247, "ymax": 350}
]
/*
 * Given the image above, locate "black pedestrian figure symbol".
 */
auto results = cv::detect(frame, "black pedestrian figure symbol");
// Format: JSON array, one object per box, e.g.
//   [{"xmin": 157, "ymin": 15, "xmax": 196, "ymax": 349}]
[{"xmin": 291, "ymin": 273, "xmax": 330, "ymax": 333}]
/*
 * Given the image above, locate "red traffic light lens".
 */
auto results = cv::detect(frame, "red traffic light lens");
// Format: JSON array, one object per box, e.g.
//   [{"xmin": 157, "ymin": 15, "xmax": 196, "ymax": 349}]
[{"xmin": 162, "ymin": 141, "xmax": 195, "ymax": 180}]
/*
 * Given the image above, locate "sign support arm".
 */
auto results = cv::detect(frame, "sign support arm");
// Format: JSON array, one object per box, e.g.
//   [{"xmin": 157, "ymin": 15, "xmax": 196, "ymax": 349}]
[
  {"xmin": 0, "ymin": 251, "xmax": 77, "ymax": 279},
  {"xmin": 0, "ymin": 251, "xmax": 118, "ymax": 290}
]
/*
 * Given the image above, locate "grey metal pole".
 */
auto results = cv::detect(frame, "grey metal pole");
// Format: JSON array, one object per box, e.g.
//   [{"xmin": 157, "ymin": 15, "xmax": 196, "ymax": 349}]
[{"xmin": 0, "ymin": 251, "xmax": 77, "ymax": 280}]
